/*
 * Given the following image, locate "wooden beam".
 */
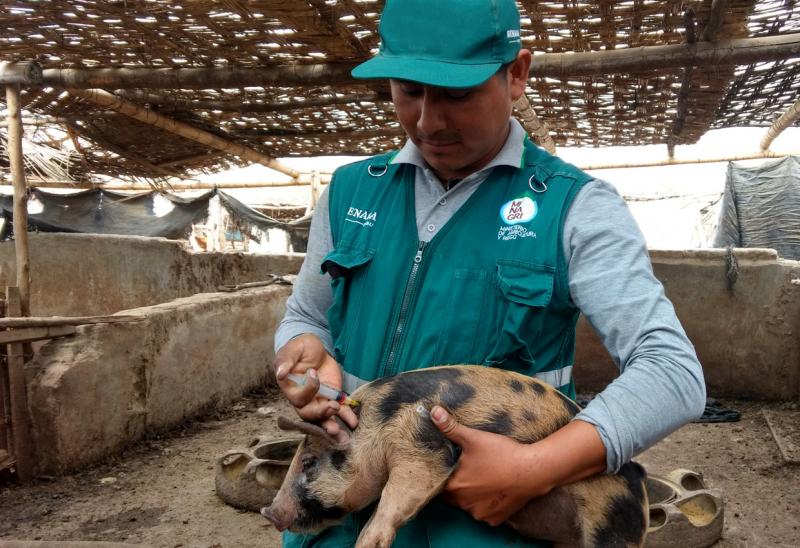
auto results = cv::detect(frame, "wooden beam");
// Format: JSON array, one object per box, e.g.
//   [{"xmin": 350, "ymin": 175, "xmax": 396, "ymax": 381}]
[
  {"xmin": 531, "ymin": 34, "xmax": 800, "ymax": 77},
  {"xmin": 5, "ymin": 85, "xmax": 31, "ymax": 318},
  {"xmin": 0, "ymin": 325, "xmax": 76, "ymax": 345},
  {"xmin": 578, "ymin": 149, "xmax": 795, "ymax": 170},
  {"xmin": 669, "ymin": 2, "xmax": 728, "ymax": 154},
  {"xmin": 67, "ymin": 88, "xmax": 301, "ymax": 179},
  {"xmin": 5, "ymin": 287, "xmax": 33, "ymax": 481},
  {"xmin": 513, "ymin": 95, "xmax": 556, "ymax": 154},
  {"xmin": 115, "ymin": 90, "xmax": 387, "ymax": 112},
  {"xmin": 760, "ymin": 98, "xmax": 800, "ymax": 151},
  {"xmin": 0, "ymin": 62, "xmax": 42, "ymax": 85},
  {"xmin": 42, "ymin": 63, "xmax": 359, "ymax": 89},
  {"xmin": 0, "ymin": 35, "xmax": 790, "ymax": 90},
  {"xmin": 12, "ymin": 179, "xmax": 332, "ymax": 191},
  {"xmin": 0, "ymin": 314, "xmax": 143, "ymax": 329}
]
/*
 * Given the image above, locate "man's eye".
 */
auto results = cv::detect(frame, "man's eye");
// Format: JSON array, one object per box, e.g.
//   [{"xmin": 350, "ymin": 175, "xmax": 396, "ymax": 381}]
[
  {"xmin": 400, "ymin": 85, "xmax": 423, "ymax": 97},
  {"xmin": 445, "ymin": 89, "xmax": 471, "ymax": 100}
]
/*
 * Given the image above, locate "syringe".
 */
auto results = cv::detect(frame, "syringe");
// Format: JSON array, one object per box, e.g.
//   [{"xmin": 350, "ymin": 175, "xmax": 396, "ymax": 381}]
[{"xmin": 286, "ymin": 373, "xmax": 360, "ymax": 408}]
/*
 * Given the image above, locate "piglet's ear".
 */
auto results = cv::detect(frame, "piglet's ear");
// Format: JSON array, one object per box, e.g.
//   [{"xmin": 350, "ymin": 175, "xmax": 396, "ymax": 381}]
[{"xmin": 277, "ymin": 416, "xmax": 345, "ymax": 448}]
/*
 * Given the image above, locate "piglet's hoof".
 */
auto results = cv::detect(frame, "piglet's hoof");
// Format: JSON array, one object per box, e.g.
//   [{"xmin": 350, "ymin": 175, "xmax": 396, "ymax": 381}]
[
  {"xmin": 645, "ymin": 469, "xmax": 724, "ymax": 548},
  {"xmin": 214, "ymin": 436, "xmax": 302, "ymax": 512}
]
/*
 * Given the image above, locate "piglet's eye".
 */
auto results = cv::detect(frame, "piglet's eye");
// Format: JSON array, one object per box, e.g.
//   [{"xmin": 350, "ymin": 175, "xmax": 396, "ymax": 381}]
[{"xmin": 301, "ymin": 454, "xmax": 318, "ymax": 471}]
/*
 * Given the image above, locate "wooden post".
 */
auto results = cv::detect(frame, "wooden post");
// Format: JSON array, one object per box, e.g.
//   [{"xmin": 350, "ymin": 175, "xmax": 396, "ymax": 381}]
[
  {"xmin": 5, "ymin": 84, "xmax": 31, "ymax": 317},
  {"xmin": 5, "ymin": 287, "xmax": 34, "ymax": 481},
  {"xmin": 307, "ymin": 170, "xmax": 321, "ymax": 215}
]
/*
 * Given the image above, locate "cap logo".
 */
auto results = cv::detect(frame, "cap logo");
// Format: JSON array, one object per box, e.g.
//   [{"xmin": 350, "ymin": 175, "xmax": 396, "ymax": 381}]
[{"xmin": 506, "ymin": 29, "xmax": 520, "ymax": 43}]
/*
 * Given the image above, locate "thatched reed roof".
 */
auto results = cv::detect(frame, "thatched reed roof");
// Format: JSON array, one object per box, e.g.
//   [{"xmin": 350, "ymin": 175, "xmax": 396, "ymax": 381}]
[{"xmin": 1, "ymin": 1, "xmax": 799, "ymax": 182}]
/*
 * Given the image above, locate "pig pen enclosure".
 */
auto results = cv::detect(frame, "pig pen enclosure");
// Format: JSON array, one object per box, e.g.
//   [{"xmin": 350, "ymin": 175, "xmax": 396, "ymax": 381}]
[
  {"xmin": 0, "ymin": 235, "xmax": 798, "ymax": 547},
  {"xmin": 2, "ymin": 1, "xmax": 800, "ymax": 546}
]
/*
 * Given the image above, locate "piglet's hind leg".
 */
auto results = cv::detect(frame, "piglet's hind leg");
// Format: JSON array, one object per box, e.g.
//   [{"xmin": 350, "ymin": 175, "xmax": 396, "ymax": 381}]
[{"xmin": 355, "ymin": 463, "xmax": 450, "ymax": 548}]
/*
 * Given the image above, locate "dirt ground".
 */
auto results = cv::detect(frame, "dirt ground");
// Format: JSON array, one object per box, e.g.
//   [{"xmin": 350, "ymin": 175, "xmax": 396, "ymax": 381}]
[{"xmin": 1, "ymin": 389, "xmax": 798, "ymax": 548}]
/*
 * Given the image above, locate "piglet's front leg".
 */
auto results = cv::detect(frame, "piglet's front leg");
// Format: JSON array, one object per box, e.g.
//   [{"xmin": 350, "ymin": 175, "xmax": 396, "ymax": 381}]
[{"xmin": 355, "ymin": 462, "xmax": 450, "ymax": 548}]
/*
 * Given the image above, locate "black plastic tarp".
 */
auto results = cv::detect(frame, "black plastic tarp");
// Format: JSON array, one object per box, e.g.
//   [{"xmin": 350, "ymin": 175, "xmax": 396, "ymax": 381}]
[
  {"xmin": 0, "ymin": 188, "xmax": 307, "ymax": 245},
  {"xmin": 713, "ymin": 155, "xmax": 800, "ymax": 260}
]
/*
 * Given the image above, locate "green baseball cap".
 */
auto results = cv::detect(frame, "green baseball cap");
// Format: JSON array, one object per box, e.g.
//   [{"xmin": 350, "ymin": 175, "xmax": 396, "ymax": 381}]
[{"xmin": 352, "ymin": 0, "xmax": 522, "ymax": 88}]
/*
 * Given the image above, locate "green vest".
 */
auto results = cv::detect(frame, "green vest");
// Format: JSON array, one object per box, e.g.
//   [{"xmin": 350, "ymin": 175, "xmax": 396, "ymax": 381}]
[{"xmin": 284, "ymin": 140, "xmax": 591, "ymax": 548}]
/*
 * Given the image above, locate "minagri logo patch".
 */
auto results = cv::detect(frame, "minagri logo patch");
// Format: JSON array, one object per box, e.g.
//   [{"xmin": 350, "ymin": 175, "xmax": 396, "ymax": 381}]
[
  {"xmin": 506, "ymin": 29, "xmax": 521, "ymax": 42},
  {"xmin": 500, "ymin": 197, "xmax": 537, "ymax": 225},
  {"xmin": 346, "ymin": 206, "xmax": 377, "ymax": 227}
]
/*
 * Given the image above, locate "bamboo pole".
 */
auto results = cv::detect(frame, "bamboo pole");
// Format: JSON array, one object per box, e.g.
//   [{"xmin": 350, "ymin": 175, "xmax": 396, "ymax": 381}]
[
  {"xmin": 580, "ymin": 149, "xmax": 794, "ymax": 171},
  {"xmin": 0, "ymin": 62, "xmax": 42, "ymax": 85},
  {"xmin": 67, "ymin": 88, "xmax": 301, "ymax": 179},
  {"xmin": 5, "ymin": 287, "xmax": 33, "ymax": 481},
  {"xmin": 115, "ymin": 90, "xmax": 386, "ymax": 113},
  {"xmin": 2, "ymin": 35, "xmax": 791, "ymax": 89},
  {"xmin": 513, "ymin": 95, "xmax": 556, "ymax": 154},
  {"xmin": 760, "ymin": 98, "xmax": 800, "ymax": 151},
  {"xmin": 42, "ymin": 63, "xmax": 359, "ymax": 89},
  {"xmin": 5, "ymin": 84, "xmax": 31, "ymax": 317},
  {"xmin": 307, "ymin": 170, "xmax": 322, "ymax": 215},
  {"xmin": 1, "ymin": 179, "xmax": 332, "ymax": 190},
  {"xmin": 531, "ymin": 34, "xmax": 800, "ymax": 78}
]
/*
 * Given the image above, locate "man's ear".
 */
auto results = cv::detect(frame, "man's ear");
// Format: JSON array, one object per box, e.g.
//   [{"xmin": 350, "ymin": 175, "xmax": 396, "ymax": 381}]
[
  {"xmin": 508, "ymin": 49, "xmax": 532, "ymax": 100},
  {"xmin": 277, "ymin": 416, "xmax": 349, "ymax": 449}
]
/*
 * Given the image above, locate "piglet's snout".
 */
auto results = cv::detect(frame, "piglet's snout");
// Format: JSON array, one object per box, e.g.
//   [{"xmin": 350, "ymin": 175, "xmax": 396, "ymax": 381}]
[{"xmin": 261, "ymin": 505, "xmax": 294, "ymax": 532}]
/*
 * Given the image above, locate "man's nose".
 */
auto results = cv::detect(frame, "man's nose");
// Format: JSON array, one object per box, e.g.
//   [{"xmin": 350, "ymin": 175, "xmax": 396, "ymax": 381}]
[{"xmin": 417, "ymin": 90, "xmax": 447, "ymax": 136}]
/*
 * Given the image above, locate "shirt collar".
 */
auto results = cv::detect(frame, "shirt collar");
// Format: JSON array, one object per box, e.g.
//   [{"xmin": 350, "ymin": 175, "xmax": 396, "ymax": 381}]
[{"xmin": 391, "ymin": 118, "xmax": 527, "ymax": 177}]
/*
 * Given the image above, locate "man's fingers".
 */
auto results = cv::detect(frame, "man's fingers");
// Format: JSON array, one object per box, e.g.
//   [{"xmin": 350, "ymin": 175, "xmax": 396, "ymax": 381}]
[
  {"xmin": 338, "ymin": 405, "xmax": 359, "ymax": 429},
  {"xmin": 431, "ymin": 406, "xmax": 469, "ymax": 445},
  {"xmin": 273, "ymin": 343, "xmax": 302, "ymax": 380},
  {"xmin": 279, "ymin": 369, "xmax": 321, "ymax": 407},
  {"xmin": 296, "ymin": 398, "xmax": 339, "ymax": 423}
]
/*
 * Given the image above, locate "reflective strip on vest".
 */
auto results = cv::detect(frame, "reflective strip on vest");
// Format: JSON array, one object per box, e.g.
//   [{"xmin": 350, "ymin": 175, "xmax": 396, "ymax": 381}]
[{"xmin": 534, "ymin": 365, "xmax": 573, "ymax": 388}]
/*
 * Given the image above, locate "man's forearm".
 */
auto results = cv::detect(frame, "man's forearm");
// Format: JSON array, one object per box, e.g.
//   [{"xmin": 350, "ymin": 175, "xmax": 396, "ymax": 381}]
[{"xmin": 526, "ymin": 420, "xmax": 607, "ymax": 493}]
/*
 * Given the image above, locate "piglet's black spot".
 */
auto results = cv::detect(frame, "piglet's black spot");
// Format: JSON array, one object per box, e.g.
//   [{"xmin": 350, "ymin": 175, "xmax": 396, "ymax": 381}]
[
  {"xmin": 414, "ymin": 417, "xmax": 459, "ymax": 469},
  {"xmin": 294, "ymin": 483, "xmax": 346, "ymax": 529},
  {"xmin": 528, "ymin": 381, "xmax": 547, "ymax": 396},
  {"xmin": 590, "ymin": 492, "xmax": 646, "ymax": 547},
  {"xmin": 439, "ymin": 381, "xmax": 477, "ymax": 410},
  {"xmin": 330, "ymin": 450, "xmax": 347, "ymax": 471},
  {"xmin": 478, "ymin": 410, "xmax": 514, "ymax": 436},
  {"xmin": 508, "ymin": 379, "xmax": 524, "ymax": 393},
  {"xmin": 377, "ymin": 367, "xmax": 464, "ymax": 421},
  {"xmin": 618, "ymin": 461, "xmax": 647, "ymax": 502}
]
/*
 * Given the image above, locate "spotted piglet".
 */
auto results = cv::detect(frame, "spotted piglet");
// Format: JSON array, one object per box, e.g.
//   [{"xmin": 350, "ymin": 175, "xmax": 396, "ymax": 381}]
[{"xmin": 262, "ymin": 365, "xmax": 648, "ymax": 548}]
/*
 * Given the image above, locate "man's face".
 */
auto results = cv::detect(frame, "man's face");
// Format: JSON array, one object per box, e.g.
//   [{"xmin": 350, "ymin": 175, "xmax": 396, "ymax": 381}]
[{"xmin": 390, "ymin": 53, "xmax": 529, "ymax": 182}]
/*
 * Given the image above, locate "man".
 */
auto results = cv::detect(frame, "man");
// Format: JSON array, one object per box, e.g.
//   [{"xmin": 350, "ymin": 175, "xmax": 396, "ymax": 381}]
[{"xmin": 273, "ymin": 0, "xmax": 706, "ymax": 546}]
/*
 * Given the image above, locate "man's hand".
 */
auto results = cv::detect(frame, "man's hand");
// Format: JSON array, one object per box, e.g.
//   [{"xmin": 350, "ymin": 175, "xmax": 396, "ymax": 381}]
[
  {"xmin": 431, "ymin": 405, "xmax": 607, "ymax": 527},
  {"xmin": 274, "ymin": 334, "xmax": 358, "ymax": 438},
  {"xmin": 431, "ymin": 406, "xmax": 550, "ymax": 525}
]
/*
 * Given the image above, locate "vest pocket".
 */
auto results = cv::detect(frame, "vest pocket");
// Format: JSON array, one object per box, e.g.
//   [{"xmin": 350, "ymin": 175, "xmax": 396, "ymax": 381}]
[
  {"xmin": 433, "ymin": 268, "xmax": 490, "ymax": 365},
  {"xmin": 321, "ymin": 247, "xmax": 375, "ymax": 363},
  {"xmin": 485, "ymin": 260, "xmax": 555, "ymax": 370}
]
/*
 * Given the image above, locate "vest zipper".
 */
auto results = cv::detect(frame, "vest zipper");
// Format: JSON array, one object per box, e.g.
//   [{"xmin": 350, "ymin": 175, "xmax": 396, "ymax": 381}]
[{"xmin": 381, "ymin": 241, "xmax": 427, "ymax": 377}]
